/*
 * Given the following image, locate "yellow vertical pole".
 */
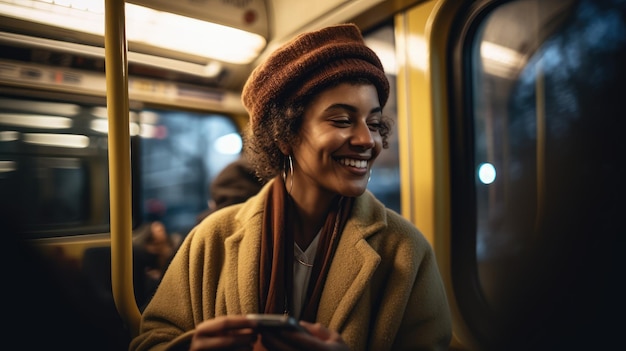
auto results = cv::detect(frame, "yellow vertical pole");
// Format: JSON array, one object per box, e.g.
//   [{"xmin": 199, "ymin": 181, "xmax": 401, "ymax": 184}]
[{"xmin": 104, "ymin": 0, "xmax": 141, "ymax": 337}]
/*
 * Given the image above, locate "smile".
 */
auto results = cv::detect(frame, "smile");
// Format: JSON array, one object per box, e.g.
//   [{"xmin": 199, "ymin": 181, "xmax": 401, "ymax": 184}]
[{"xmin": 338, "ymin": 158, "xmax": 368, "ymax": 169}]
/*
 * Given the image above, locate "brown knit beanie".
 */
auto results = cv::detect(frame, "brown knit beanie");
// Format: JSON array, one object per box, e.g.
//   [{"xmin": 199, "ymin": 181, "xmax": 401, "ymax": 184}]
[{"xmin": 242, "ymin": 23, "xmax": 389, "ymax": 128}]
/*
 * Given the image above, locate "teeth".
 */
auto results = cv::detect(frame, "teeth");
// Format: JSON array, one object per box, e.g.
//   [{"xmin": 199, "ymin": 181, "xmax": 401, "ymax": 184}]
[{"xmin": 339, "ymin": 158, "xmax": 368, "ymax": 168}]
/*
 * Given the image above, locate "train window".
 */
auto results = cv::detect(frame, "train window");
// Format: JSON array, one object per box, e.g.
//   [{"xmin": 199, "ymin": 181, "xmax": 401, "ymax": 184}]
[
  {"xmin": 451, "ymin": 0, "xmax": 625, "ymax": 348},
  {"xmin": 139, "ymin": 109, "xmax": 241, "ymax": 236},
  {"xmin": 363, "ymin": 23, "xmax": 400, "ymax": 214},
  {"xmin": 0, "ymin": 93, "xmax": 242, "ymax": 240},
  {"xmin": 0, "ymin": 95, "xmax": 123, "ymax": 238}
]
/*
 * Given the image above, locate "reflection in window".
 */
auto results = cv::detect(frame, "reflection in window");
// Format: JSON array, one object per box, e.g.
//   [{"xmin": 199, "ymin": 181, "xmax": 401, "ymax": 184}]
[{"xmin": 470, "ymin": 0, "xmax": 624, "ymax": 346}]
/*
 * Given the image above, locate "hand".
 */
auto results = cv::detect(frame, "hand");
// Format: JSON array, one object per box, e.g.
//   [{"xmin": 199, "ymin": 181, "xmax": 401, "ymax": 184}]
[
  {"xmin": 190, "ymin": 315, "xmax": 258, "ymax": 351},
  {"xmin": 257, "ymin": 320, "xmax": 349, "ymax": 351}
]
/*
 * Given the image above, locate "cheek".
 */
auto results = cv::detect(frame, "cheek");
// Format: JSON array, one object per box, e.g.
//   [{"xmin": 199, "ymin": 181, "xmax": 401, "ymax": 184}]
[
  {"xmin": 299, "ymin": 127, "xmax": 334, "ymax": 150},
  {"xmin": 372, "ymin": 135, "xmax": 384, "ymax": 156}
]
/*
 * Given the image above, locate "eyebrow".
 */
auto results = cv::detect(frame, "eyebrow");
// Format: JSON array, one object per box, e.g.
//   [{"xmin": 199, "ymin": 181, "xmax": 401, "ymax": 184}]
[{"xmin": 325, "ymin": 103, "xmax": 382, "ymax": 114}]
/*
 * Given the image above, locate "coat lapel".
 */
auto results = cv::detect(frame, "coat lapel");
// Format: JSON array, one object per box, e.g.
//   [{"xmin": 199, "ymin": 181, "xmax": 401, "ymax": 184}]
[{"xmin": 317, "ymin": 192, "xmax": 386, "ymax": 330}]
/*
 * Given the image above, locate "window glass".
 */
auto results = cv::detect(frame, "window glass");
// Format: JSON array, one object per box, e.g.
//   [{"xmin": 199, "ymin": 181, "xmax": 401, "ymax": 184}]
[
  {"xmin": 0, "ymin": 96, "xmax": 112, "ymax": 237},
  {"xmin": 364, "ymin": 23, "xmax": 401, "ymax": 214},
  {"xmin": 0, "ymin": 94, "xmax": 241, "ymax": 239},
  {"xmin": 139, "ymin": 110, "xmax": 240, "ymax": 236},
  {"xmin": 470, "ymin": 0, "xmax": 625, "ymax": 337}
]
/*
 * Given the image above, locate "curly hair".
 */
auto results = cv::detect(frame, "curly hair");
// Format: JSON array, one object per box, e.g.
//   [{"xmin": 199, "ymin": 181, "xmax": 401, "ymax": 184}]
[{"xmin": 243, "ymin": 78, "xmax": 394, "ymax": 181}]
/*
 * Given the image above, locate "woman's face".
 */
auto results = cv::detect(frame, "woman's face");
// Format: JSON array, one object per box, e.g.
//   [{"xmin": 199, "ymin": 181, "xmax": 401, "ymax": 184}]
[{"xmin": 290, "ymin": 82, "xmax": 383, "ymax": 201}]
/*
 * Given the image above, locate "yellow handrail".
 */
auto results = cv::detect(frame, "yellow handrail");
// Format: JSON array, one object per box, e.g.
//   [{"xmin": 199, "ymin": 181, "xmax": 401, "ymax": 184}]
[{"xmin": 104, "ymin": 0, "xmax": 141, "ymax": 337}]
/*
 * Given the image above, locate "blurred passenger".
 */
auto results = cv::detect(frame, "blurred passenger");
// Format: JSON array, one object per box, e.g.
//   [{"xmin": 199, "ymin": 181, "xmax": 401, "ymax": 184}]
[
  {"xmin": 196, "ymin": 157, "xmax": 266, "ymax": 223},
  {"xmin": 133, "ymin": 220, "xmax": 176, "ymax": 304},
  {"xmin": 131, "ymin": 23, "xmax": 451, "ymax": 351}
]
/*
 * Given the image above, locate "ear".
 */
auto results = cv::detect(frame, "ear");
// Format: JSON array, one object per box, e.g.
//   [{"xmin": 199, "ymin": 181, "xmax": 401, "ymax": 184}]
[{"xmin": 277, "ymin": 141, "xmax": 290, "ymax": 155}]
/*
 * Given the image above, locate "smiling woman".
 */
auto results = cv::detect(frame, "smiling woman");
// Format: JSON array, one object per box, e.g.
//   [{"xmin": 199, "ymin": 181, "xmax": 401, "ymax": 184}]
[{"xmin": 129, "ymin": 23, "xmax": 451, "ymax": 351}]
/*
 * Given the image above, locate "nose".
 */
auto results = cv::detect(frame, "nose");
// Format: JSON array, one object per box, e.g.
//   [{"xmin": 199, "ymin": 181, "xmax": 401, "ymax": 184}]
[{"xmin": 351, "ymin": 122, "xmax": 375, "ymax": 149}]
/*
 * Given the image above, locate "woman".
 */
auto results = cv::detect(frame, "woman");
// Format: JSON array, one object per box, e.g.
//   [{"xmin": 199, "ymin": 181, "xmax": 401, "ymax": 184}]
[{"xmin": 130, "ymin": 23, "xmax": 451, "ymax": 351}]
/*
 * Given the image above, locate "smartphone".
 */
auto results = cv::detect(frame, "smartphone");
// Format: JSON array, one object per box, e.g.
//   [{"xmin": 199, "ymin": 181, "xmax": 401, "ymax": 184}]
[{"xmin": 246, "ymin": 314, "xmax": 308, "ymax": 333}]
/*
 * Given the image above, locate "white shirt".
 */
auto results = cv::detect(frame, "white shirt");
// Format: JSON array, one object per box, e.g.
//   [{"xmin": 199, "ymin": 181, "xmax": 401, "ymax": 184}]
[{"xmin": 292, "ymin": 233, "xmax": 320, "ymax": 319}]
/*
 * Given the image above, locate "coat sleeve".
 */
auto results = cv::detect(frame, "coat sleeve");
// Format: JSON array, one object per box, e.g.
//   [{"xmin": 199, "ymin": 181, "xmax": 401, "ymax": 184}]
[
  {"xmin": 129, "ymin": 225, "xmax": 214, "ymax": 351},
  {"xmin": 392, "ymin": 234, "xmax": 452, "ymax": 351}
]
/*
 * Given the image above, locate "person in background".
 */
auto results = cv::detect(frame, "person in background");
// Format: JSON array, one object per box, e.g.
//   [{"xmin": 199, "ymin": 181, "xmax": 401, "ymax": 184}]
[
  {"xmin": 130, "ymin": 23, "xmax": 452, "ymax": 351},
  {"xmin": 132, "ymin": 220, "xmax": 177, "ymax": 308},
  {"xmin": 196, "ymin": 157, "xmax": 266, "ymax": 224}
]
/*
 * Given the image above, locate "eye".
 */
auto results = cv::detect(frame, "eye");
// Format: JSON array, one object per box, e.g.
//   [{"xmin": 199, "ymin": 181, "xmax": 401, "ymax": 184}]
[
  {"xmin": 331, "ymin": 117, "xmax": 351, "ymax": 127},
  {"xmin": 367, "ymin": 118, "xmax": 382, "ymax": 131},
  {"xmin": 368, "ymin": 122, "xmax": 381, "ymax": 130}
]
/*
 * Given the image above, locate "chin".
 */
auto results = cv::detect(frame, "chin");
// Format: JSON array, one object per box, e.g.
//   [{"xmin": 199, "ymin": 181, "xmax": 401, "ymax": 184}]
[{"xmin": 339, "ymin": 185, "xmax": 368, "ymax": 198}]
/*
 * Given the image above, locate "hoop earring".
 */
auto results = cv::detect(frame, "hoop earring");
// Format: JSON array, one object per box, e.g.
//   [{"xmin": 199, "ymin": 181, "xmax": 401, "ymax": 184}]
[{"xmin": 282, "ymin": 155, "xmax": 294, "ymax": 194}]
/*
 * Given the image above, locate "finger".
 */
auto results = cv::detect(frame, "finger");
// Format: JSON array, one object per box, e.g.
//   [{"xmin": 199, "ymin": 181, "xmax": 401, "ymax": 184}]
[
  {"xmin": 299, "ymin": 321, "xmax": 331, "ymax": 340},
  {"xmin": 297, "ymin": 322, "xmax": 348, "ymax": 350},
  {"xmin": 196, "ymin": 315, "xmax": 257, "ymax": 336}
]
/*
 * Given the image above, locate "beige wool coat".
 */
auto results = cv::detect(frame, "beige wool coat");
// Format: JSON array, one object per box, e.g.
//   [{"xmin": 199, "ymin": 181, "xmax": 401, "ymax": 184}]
[{"xmin": 129, "ymin": 179, "xmax": 452, "ymax": 351}]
